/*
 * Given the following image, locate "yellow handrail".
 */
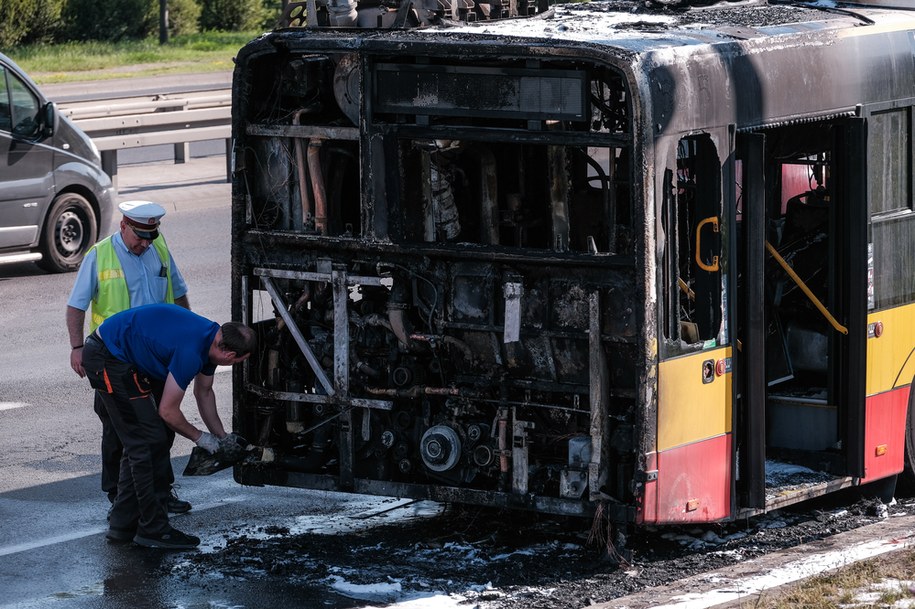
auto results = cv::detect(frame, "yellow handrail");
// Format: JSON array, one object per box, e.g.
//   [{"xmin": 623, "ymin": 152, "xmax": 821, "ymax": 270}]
[
  {"xmin": 677, "ymin": 277, "xmax": 695, "ymax": 300},
  {"xmin": 765, "ymin": 240, "xmax": 848, "ymax": 335},
  {"xmin": 695, "ymin": 216, "xmax": 720, "ymax": 272}
]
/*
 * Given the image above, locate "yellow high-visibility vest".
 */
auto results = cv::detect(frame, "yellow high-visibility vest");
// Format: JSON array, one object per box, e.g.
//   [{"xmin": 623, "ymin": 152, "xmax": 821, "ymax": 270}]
[{"xmin": 89, "ymin": 235, "xmax": 175, "ymax": 331}]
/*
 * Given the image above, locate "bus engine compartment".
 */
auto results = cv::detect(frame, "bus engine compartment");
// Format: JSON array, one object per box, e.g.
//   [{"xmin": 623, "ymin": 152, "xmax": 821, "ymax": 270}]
[
  {"xmin": 228, "ymin": 0, "xmax": 915, "ymax": 523},
  {"xmin": 229, "ymin": 28, "xmax": 644, "ymax": 517}
]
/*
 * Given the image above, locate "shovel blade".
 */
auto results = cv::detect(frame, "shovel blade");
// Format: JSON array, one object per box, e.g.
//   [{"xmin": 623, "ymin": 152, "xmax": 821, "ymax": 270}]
[{"xmin": 182, "ymin": 446, "xmax": 234, "ymax": 476}]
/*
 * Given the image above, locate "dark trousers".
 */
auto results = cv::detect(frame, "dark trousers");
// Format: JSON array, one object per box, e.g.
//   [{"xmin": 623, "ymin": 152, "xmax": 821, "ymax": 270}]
[
  {"xmin": 95, "ymin": 381, "xmax": 176, "ymax": 503},
  {"xmin": 83, "ymin": 333, "xmax": 171, "ymax": 536}
]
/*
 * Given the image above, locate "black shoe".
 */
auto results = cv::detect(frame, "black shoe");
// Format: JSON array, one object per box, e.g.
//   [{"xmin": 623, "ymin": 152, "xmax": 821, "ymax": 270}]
[
  {"xmin": 167, "ymin": 488, "xmax": 192, "ymax": 514},
  {"xmin": 133, "ymin": 528, "xmax": 200, "ymax": 550},
  {"xmin": 106, "ymin": 527, "xmax": 135, "ymax": 544}
]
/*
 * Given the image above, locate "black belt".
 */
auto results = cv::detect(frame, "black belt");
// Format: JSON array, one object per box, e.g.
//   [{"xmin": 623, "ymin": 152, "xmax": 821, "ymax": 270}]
[{"xmin": 87, "ymin": 331, "xmax": 111, "ymax": 355}]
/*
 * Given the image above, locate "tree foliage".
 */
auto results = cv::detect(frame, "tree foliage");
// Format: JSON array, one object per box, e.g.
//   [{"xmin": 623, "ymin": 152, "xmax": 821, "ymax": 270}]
[
  {"xmin": 199, "ymin": 0, "xmax": 271, "ymax": 32},
  {"xmin": 0, "ymin": 0, "xmax": 39, "ymax": 46},
  {"xmin": 22, "ymin": 0, "xmax": 66, "ymax": 44},
  {"xmin": 62, "ymin": 0, "xmax": 153, "ymax": 41},
  {"xmin": 159, "ymin": 0, "xmax": 202, "ymax": 37},
  {"xmin": 1, "ymin": 0, "xmax": 278, "ymax": 46}
]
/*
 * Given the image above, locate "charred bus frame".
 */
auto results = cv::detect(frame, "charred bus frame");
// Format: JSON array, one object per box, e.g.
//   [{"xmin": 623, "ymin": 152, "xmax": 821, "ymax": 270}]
[{"xmin": 229, "ymin": 0, "xmax": 915, "ymax": 527}]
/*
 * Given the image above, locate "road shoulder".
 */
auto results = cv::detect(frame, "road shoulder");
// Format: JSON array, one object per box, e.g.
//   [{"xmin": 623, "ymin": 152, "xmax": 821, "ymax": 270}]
[{"xmin": 597, "ymin": 513, "xmax": 915, "ymax": 609}]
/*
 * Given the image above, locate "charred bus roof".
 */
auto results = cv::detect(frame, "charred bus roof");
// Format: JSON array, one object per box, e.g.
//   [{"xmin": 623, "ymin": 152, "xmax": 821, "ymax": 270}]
[
  {"xmin": 237, "ymin": 0, "xmax": 915, "ymax": 135},
  {"xmin": 261, "ymin": 0, "xmax": 912, "ymax": 45}
]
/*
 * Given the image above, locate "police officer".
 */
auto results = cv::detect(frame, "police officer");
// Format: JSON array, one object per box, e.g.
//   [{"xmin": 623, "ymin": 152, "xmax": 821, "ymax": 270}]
[
  {"xmin": 66, "ymin": 200, "xmax": 192, "ymax": 516},
  {"xmin": 81, "ymin": 304, "xmax": 256, "ymax": 549}
]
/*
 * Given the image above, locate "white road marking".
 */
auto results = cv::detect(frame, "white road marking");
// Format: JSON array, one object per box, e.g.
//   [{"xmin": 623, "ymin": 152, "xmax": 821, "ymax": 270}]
[
  {"xmin": 0, "ymin": 402, "xmax": 28, "ymax": 411},
  {"xmin": 0, "ymin": 498, "xmax": 243, "ymax": 557},
  {"xmin": 0, "ymin": 527, "xmax": 107, "ymax": 557}
]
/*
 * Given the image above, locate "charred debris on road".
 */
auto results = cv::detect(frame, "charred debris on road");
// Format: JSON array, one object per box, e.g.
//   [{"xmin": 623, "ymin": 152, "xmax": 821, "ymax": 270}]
[{"xmin": 164, "ymin": 494, "xmax": 915, "ymax": 608}]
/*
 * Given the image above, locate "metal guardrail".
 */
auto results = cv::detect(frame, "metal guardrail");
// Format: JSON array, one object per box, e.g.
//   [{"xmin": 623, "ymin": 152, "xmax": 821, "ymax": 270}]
[{"xmin": 59, "ymin": 90, "xmax": 233, "ymax": 190}]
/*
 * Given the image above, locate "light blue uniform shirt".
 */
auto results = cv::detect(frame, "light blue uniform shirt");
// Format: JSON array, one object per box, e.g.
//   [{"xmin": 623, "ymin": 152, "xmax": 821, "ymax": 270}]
[{"xmin": 66, "ymin": 232, "xmax": 188, "ymax": 311}]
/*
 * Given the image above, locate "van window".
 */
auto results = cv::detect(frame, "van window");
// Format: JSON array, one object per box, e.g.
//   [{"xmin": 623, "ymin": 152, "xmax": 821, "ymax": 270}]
[
  {"xmin": 0, "ymin": 66, "xmax": 11, "ymax": 132},
  {"xmin": 0, "ymin": 65, "xmax": 40, "ymax": 138},
  {"xmin": 8, "ymin": 70, "xmax": 40, "ymax": 138}
]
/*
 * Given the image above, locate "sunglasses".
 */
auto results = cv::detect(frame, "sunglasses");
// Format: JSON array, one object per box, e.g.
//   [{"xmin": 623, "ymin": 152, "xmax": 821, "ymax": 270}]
[{"xmin": 128, "ymin": 225, "xmax": 158, "ymax": 241}]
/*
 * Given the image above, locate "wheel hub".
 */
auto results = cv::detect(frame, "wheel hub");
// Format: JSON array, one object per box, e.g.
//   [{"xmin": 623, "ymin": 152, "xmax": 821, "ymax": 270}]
[{"xmin": 57, "ymin": 210, "xmax": 84, "ymax": 254}]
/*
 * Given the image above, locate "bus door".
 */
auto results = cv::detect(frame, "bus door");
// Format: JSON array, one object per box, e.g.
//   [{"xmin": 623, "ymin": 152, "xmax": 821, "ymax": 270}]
[
  {"xmin": 734, "ymin": 117, "xmax": 869, "ymax": 511},
  {"xmin": 734, "ymin": 132, "xmax": 766, "ymax": 509},
  {"xmin": 832, "ymin": 118, "xmax": 867, "ymax": 480},
  {"xmin": 653, "ymin": 133, "xmax": 733, "ymax": 524}
]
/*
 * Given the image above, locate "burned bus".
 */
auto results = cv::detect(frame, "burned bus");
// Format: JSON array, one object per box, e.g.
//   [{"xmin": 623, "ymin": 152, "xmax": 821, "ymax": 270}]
[{"xmin": 229, "ymin": 0, "xmax": 915, "ymax": 527}]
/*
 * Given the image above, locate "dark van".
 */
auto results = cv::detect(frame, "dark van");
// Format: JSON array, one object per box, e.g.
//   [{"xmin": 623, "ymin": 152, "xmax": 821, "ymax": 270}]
[{"xmin": 0, "ymin": 52, "xmax": 114, "ymax": 273}]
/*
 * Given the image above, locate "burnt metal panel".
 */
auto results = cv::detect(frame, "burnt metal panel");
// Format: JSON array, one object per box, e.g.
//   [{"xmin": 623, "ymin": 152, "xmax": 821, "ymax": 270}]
[
  {"xmin": 737, "ymin": 132, "xmax": 767, "ymax": 510},
  {"xmin": 834, "ymin": 118, "xmax": 869, "ymax": 478}
]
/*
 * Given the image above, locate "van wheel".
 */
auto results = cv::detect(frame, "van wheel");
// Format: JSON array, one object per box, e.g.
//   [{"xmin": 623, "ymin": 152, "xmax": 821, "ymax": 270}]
[{"xmin": 37, "ymin": 193, "xmax": 97, "ymax": 273}]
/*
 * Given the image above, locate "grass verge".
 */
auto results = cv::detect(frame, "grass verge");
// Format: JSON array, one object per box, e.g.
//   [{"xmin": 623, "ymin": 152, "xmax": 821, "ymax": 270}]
[
  {"xmin": 1, "ymin": 32, "xmax": 262, "ymax": 84},
  {"xmin": 740, "ymin": 549, "xmax": 915, "ymax": 609}
]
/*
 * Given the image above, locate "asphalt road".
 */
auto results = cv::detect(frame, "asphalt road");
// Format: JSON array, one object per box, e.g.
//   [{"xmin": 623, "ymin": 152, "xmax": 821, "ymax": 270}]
[
  {"xmin": 42, "ymin": 71, "xmax": 233, "ymax": 103},
  {"xmin": 0, "ymin": 155, "xmax": 381, "ymax": 609}
]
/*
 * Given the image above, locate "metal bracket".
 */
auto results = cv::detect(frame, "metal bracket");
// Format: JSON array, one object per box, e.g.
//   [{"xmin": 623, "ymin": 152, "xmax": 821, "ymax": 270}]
[{"xmin": 260, "ymin": 275, "xmax": 335, "ymax": 396}]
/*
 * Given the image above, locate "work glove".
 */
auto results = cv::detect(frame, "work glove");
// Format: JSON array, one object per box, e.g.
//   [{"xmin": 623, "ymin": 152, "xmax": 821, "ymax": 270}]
[
  {"xmin": 195, "ymin": 431, "xmax": 221, "ymax": 455},
  {"xmin": 218, "ymin": 433, "xmax": 249, "ymax": 462}
]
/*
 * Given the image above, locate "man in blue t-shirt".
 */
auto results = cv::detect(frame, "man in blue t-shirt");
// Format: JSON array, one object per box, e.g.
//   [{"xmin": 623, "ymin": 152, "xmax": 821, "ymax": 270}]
[{"xmin": 81, "ymin": 304, "xmax": 256, "ymax": 550}]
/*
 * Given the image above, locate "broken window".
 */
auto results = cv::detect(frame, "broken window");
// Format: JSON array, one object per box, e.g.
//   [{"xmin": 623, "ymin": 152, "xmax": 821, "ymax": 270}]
[
  {"xmin": 662, "ymin": 134, "xmax": 723, "ymax": 346},
  {"xmin": 393, "ymin": 140, "xmax": 630, "ymax": 254}
]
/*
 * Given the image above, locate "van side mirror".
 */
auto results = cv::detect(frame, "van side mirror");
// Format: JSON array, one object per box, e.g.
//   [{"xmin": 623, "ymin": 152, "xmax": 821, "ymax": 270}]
[{"xmin": 41, "ymin": 101, "xmax": 55, "ymax": 138}]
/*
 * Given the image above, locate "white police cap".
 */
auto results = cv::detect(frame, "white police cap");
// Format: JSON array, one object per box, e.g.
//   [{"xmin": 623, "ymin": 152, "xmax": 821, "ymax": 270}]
[
  {"xmin": 119, "ymin": 200, "xmax": 166, "ymax": 224},
  {"xmin": 119, "ymin": 200, "xmax": 165, "ymax": 240}
]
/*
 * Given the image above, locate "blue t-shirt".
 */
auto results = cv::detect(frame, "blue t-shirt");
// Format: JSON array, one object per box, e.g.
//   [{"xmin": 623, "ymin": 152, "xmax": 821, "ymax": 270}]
[{"xmin": 98, "ymin": 304, "xmax": 219, "ymax": 390}]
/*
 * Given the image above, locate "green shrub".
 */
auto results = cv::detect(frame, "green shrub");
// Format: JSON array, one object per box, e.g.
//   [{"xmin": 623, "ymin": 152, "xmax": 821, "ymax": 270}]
[
  {"xmin": 199, "ymin": 0, "xmax": 271, "ymax": 32},
  {"xmin": 0, "ymin": 0, "xmax": 35, "ymax": 47},
  {"xmin": 260, "ymin": 0, "xmax": 284, "ymax": 30},
  {"xmin": 21, "ymin": 0, "xmax": 65, "ymax": 44},
  {"xmin": 62, "ymin": 0, "xmax": 153, "ymax": 41},
  {"xmin": 150, "ymin": 0, "xmax": 202, "ymax": 37}
]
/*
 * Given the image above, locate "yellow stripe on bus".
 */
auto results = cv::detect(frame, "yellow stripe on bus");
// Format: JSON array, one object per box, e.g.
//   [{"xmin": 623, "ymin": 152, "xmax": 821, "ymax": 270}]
[
  {"xmin": 658, "ymin": 346, "xmax": 732, "ymax": 453},
  {"xmin": 866, "ymin": 302, "xmax": 915, "ymax": 397}
]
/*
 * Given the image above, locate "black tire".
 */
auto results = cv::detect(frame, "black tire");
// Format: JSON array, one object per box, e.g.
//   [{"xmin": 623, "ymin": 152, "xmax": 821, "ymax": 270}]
[
  {"xmin": 899, "ymin": 380, "xmax": 915, "ymax": 496},
  {"xmin": 36, "ymin": 192, "xmax": 97, "ymax": 273},
  {"xmin": 857, "ymin": 474, "xmax": 897, "ymax": 504}
]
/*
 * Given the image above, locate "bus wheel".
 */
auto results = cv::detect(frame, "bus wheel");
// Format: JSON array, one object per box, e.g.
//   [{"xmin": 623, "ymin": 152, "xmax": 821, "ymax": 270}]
[
  {"xmin": 859, "ymin": 474, "xmax": 897, "ymax": 504},
  {"xmin": 899, "ymin": 383, "xmax": 915, "ymax": 496}
]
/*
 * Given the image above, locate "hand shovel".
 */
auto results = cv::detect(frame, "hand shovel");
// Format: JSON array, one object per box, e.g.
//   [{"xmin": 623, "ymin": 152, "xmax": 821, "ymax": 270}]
[
  {"xmin": 182, "ymin": 446, "xmax": 235, "ymax": 476},
  {"xmin": 182, "ymin": 433, "xmax": 251, "ymax": 476}
]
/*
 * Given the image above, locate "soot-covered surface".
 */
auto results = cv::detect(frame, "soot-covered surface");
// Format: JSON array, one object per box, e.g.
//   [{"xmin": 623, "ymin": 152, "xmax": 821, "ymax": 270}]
[{"xmin": 161, "ymin": 491, "xmax": 915, "ymax": 608}]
